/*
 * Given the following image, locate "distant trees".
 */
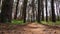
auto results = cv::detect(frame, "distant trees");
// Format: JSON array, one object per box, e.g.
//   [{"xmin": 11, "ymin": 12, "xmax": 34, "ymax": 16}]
[
  {"xmin": 1, "ymin": 0, "xmax": 13, "ymax": 23},
  {"xmin": 0, "ymin": 0, "xmax": 59, "ymax": 23}
]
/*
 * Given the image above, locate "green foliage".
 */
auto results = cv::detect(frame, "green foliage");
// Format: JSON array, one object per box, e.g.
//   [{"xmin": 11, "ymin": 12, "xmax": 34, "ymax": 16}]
[
  {"xmin": 41, "ymin": 21, "xmax": 60, "ymax": 26},
  {"xmin": 55, "ymin": 21, "xmax": 60, "ymax": 25},
  {"xmin": 12, "ymin": 20, "xmax": 24, "ymax": 25}
]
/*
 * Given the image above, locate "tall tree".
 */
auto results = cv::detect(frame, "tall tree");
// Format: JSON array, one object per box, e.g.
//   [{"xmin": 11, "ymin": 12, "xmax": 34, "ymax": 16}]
[
  {"xmin": 56, "ymin": 2, "xmax": 60, "ymax": 21},
  {"xmin": 22, "ymin": 0, "xmax": 28, "ymax": 23},
  {"xmin": 14, "ymin": 0, "xmax": 20, "ymax": 19},
  {"xmin": 37, "ymin": 0, "xmax": 42, "ymax": 23},
  {"xmin": 1, "ymin": 0, "xmax": 13, "ymax": 23},
  {"xmin": 51, "ymin": 0, "xmax": 56, "ymax": 22},
  {"xmin": 46, "ymin": 0, "xmax": 48, "ymax": 22},
  {"xmin": 31, "ymin": 0, "xmax": 35, "ymax": 22},
  {"xmin": 41, "ymin": 0, "xmax": 44, "ymax": 21},
  {"xmin": 59, "ymin": 2, "xmax": 60, "ymax": 21}
]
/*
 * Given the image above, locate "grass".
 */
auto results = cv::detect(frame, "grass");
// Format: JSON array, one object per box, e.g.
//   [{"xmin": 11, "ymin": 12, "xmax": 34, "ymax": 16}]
[
  {"xmin": 12, "ymin": 20, "xmax": 24, "ymax": 25},
  {"xmin": 41, "ymin": 21, "xmax": 60, "ymax": 26},
  {"xmin": 11, "ymin": 19, "xmax": 60, "ymax": 26},
  {"xmin": 55, "ymin": 21, "xmax": 60, "ymax": 25}
]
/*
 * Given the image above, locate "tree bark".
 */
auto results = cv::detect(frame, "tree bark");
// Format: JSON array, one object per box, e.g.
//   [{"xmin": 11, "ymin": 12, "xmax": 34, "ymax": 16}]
[
  {"xmin": 14, "ymin": 0, "xmax": 20, "ymax": 19},
  {"xmin": 46, "ymin": 0, "xmax": 48, "ymax": 22},
  {"xmin": 42, "ymin": 0, "xmax": 44, "ymax": 21},
  {"xmin": 22, "ymin": 0, "xmax": 28, "ymax": 23},
  {"xmin": 51, "ymin": 0, "xmax": 56, "ymax": 22},
  {"xmin": 1, "ymin": 0, "xmax": 13, "ymax": 23},
  {"xmin": 56, "ymin": 2, "xmax": 60, "ymax": 21},
  {"xmin": 37, "ymin": 0, "xmax": 42, "ymax": 23},
  {"xmin": 31, "ymin": 0, "xmax": 35, "ymax": 22}
]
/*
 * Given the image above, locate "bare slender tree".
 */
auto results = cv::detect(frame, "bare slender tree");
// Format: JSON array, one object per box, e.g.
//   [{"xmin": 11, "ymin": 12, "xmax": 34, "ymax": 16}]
[
  {"xmin": 31, "ymin": 0, "xmax": 35, "ymax": 22},
  {"xmin": 42, "ymin": 0, "xmax": 44, "ymax": 21},
  {"xmin": 46, "ymin": 0, "xmax": 48, "ymax": 22},
  {"xmin": 51, "ymin": 0, "xmax": 56, "ymax": 22},
  {"xmin": 14, "ymin": 0, "xmax": 20, "ymax": 19},
  {"xmin": 37, "ymin": 0, "xmax": 42, "ymax": 23},
  {"xmin": 22, "ymin": 0, "xmax": 28, "ymax": 23}
]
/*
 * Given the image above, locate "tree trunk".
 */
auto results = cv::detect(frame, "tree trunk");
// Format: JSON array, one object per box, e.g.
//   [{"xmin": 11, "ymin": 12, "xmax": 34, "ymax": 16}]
[
  {"xmin": 57, "ymin": 2, "xmax": 60, "ymax": 21},
  {"xmin": 51, "ymin": 0, "xmax": 56, "ymax": 22},
  {"xmin": 46, "ymin": 0, "xmax": 48, "ymax": 22},
  {"xmin": 42, "ymin": 0, "xmax": 44, "ymax": 21},
  {"xmin": 14, "ymin": 0, "xmax": 20, "ymax": 19},
  {"xmin": 31, "ymin": 0, "xmax": 35, "ymax": 22},
  {"xmin": 1, "ymin": 0, "xmax": 13, "ymax": 23},
  {"xmin": 22, "ymin": 0, "xmax": 28, "ymax": 23},
  {"xmin": 37, "ymin": 0, "xmax": 42, "ymax": 23}
]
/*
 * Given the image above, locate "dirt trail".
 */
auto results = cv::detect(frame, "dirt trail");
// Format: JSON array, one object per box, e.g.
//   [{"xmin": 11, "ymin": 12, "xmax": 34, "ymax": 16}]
[{"xmin": 0, "ymin": 23, "xmax": 60, "ymax": 34}]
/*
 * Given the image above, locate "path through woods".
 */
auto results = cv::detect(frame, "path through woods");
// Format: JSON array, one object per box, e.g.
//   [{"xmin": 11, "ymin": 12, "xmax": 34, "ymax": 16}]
[{"xmin": 0, "ymin": 23, "xmax": 60, "ymax": 34}]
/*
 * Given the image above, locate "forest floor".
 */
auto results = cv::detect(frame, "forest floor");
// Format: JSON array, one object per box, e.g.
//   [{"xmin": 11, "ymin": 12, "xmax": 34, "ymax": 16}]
[{"xmin": 0, "ymin": 23, "xmax": 60, "ymax": 34}]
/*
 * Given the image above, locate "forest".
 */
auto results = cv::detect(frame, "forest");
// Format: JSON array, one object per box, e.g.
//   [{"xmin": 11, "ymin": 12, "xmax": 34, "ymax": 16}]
[{"xmin": 0, "ymin": 0, "xmax": 60, "ymax": 34}]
